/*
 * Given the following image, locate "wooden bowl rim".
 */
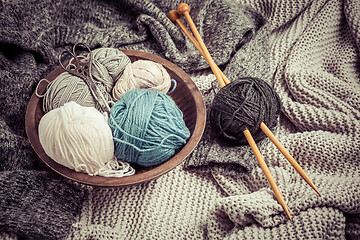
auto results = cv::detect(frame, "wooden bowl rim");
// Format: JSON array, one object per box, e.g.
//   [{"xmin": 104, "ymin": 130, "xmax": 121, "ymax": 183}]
[{"xmin": 25, "ymin": 49, "xmax": 206, "ymax": 187}]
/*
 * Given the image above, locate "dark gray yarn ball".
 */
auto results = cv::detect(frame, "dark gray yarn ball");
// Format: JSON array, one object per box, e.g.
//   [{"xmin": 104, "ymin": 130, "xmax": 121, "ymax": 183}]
[{"xmin": 210, "ymin": 77, "xmax": 281, "ymax": 145}]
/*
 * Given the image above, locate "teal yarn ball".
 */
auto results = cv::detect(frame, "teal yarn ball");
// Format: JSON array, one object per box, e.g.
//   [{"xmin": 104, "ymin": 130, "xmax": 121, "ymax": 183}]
[{"xmin": 109, "ymin": 89, "xmax": 191, "ymax": 167}]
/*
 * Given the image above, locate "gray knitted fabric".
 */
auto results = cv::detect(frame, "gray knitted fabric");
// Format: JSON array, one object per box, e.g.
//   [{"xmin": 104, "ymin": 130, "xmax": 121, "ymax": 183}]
[
  {"xmin": 1, "ymin": 0, "xmax": 360, "ymax": 239},
  {"xmin": 0, "ymin": 27, "xmax": 87, "ymax": 240},
  {"xmin": 0, "ymin": 171, "xmax": 86, "ymax": 240}
]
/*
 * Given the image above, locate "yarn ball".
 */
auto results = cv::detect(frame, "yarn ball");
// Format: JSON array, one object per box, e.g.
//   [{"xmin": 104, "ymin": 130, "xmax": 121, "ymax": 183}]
[
  {"xmin": 109, "ymin": 88, "xmax": 190, "ymax": 167},
  {"xmin": 38, "ymin": 101, "xmax": 134, "ymax": 177},
  {"xmin": 210, "ymin": 77, "xmax": 281, "ymax": 145},
  {"xmin": 42, "ymin": 47, "xmax": 130, "ymax": 113},
  {"xmin": 91, "ymin": 47, "xmax": 131, "ymax": 82},
  {"xmin": 112, "ymin": 60, "xmax": 172, "ymax": 100},
  {"xmin": 42, "ymin": 71, "xmax": 112, "ymax": 113}
]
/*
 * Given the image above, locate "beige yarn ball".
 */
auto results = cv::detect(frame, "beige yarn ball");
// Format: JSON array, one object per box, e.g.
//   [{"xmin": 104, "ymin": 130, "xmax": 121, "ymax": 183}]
[{"xmin": 112, "ymin": 60, "xmax": 172, "ymax": 100}]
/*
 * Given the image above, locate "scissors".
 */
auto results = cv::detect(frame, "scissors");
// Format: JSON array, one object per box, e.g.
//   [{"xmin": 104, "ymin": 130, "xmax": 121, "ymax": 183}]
[{"xmin": 59, "ymin": 43, "xmax": 111, "ymax": 114}]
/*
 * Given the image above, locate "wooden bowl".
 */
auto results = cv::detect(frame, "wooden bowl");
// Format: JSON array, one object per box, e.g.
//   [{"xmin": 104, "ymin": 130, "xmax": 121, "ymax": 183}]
[{"xmin": 25, "ymin": 49, "xmax": 206, "ymax": 187}]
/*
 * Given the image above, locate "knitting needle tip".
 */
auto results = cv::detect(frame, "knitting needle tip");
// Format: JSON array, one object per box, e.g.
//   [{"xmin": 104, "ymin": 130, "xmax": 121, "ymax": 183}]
[
  {"xmin": 282, "ymin": 203, "xmax": 292, "ymax": 220},
  {"xmin": 313, "ymin": 186, "xmax": 321, "ymax": 196},
  {"xmin": 275, "ymin": 191, "xmax": 292, "ymax": 220}
]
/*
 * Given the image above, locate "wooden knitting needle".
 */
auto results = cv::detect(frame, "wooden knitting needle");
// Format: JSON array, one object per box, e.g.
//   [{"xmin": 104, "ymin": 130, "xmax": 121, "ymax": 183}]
[
  {"xmin": 175, "ymin": 2, "xmax": 320, "ymax": 219},
  {"xmin": 176, "ymin": 2, "xmax": 292, "ymax": 219},
  {"xmin": 175, "ymin": 8, "xmax": 321, "ymax": 196},
  {"xmin": 176, "ymin": 3, "xmax": 226, "ymax": 88},
  {"xmin": 167, "ymin": 10, "xmax": 230, "ymax": 85}
]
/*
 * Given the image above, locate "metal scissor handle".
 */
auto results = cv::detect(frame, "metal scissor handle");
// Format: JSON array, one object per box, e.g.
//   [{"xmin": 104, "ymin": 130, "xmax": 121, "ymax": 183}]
[{"xmin": 59, "ymin": 43, "xmax": 111, "ymax": 114}]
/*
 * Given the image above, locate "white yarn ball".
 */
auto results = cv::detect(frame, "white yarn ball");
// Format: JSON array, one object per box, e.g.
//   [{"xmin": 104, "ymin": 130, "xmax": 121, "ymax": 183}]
[
  {"xmin": 38, "ymin": 101, "xmax": 134, "ymax": 177},
  {"xmin": 112, "ymin": 60, "xmax": 172, "ymax": 100}
]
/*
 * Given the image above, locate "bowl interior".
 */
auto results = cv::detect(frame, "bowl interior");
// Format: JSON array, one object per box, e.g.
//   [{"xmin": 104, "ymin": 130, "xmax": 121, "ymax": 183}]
[{"xmin": 25, "ymin": 49, "xmax": 206, "ymax": 187}]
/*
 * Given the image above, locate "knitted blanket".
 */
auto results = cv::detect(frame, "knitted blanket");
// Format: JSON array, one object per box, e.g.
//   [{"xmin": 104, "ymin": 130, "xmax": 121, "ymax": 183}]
[{"xmin": 1, "ymin": 0, "xmax": 359, "ymax": 239}]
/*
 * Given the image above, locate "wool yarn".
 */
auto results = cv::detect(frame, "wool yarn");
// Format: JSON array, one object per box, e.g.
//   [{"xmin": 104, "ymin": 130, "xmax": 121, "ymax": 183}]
[
  {"xmin": 210, "ymin": 77, "xmax": 281, "ymax": 145},
  {"xmin": 109, "ymin": 88, "xmax": 190, "ymax": 167},
  {"xmin": 41, "ymin": 71, "xmax": 112, "ymax": 113},
  {"xmin": 38, "ymin": 101, "xmax": 135, "ymax": 177},
  {"xmin": 91, "ymin": 47, "xmax": 131, "ymax": 83},
  {"xmin": 42, "ymin": 48, "xmax": 130, "ymax": 113},
  {"xmin": 112, "ymin": 60, "xmax": 172, "ymax": 100}
]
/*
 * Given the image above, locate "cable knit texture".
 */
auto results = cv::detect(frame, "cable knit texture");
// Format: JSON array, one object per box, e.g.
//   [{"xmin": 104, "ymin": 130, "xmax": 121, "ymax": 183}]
[{"xmin": 0, "ymin": 0, "xmax": 359, "ymax": 239}]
